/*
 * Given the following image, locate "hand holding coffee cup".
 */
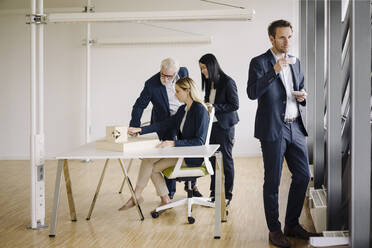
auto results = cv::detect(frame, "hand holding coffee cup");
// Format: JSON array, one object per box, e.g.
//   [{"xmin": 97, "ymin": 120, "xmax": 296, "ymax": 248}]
[
  {"xmin": 273, "ymin": 54, "xmax": 288, "ymax": 73},
  {"xmin": 292, "ymin": 89, "xmax": 307, "ymax": 102}
]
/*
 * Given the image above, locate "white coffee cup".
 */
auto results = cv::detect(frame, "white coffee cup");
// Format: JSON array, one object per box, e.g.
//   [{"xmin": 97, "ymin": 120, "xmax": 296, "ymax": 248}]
[{"xmin": 287, "ymin": 57, "xmax": 297, "ymax": 64}]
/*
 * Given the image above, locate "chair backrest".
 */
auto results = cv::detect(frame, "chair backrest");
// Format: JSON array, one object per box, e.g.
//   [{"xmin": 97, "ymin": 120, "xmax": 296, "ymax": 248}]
[
  {"xmin": 164, "ymin": 105, "xmax": 215, "ymax": 179},
  {"xmin": 202, "ymin": 105, "xmax": 215, "ymax": 175},
  {"xmin": 205, "ymin": 105, "xmax": 215, "ymax": 146}
]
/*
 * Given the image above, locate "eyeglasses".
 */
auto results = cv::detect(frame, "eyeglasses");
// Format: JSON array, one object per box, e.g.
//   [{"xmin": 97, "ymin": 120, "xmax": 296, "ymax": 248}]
[{"xmin": 160, "ymin": 72, "xmax": 175, "ymax": 80}]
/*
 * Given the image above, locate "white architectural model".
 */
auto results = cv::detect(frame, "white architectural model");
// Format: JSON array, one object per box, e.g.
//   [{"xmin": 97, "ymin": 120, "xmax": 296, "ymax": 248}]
[
  {"xmin": 106, "ymin": 126, "xmax": 128, "ymax": 143},
  {"xmin": 96, "ymin": 126, "xmax": 160, "ymax": 152}
]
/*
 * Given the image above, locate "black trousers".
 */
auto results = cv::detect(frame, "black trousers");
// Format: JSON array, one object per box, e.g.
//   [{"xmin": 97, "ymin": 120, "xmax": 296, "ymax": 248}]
[
  {"xmin": 209, "ymin": 123, "xmax": 235, "ymax": 200},
  {"xmin": 260, "ymin": 121, "xmax": 310, "ymax": 232}
]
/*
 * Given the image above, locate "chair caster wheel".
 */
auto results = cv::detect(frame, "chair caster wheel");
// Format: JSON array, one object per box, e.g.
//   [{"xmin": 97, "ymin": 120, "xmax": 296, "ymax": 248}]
[
  {"xmin": 188, "ymin": 216, "xmax": 195, "ymax": 224},
  {"xmin": 151, "ymin": 210, "xmax": 159, "ymax": 218}
]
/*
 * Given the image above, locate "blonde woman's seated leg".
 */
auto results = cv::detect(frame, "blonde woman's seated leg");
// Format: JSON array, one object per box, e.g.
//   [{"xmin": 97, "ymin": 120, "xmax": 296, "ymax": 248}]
[
  {"xmin": 119, "ymin": 158, "xmax": 159, "ymax": 211},
  {"xmin": 119, "ymin": 158, "xmax": 177, "ymax": 211},
  {"xmin": 151, "ymin": 158, "xmax": 178, "ymax": 207}
]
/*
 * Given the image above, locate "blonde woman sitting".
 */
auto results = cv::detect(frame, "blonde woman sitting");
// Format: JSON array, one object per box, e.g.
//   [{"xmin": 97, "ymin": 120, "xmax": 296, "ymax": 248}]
[{"xmin": 119, "ymin": 77, "xmax": 209, "ymax": 211}]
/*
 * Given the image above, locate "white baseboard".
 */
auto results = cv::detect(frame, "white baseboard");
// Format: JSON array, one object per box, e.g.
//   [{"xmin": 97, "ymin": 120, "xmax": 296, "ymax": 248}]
[
  {"xmin": 0, "ymin": 155, "xmax": 55, "ymax": 160},
  {"xmin": 0, "ymin": 155, "xmax": 29, "ymax": 160}
]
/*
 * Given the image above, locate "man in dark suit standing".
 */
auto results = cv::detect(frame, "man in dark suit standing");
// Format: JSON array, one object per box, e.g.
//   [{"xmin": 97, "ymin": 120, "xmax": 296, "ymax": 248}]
[
  {"xmin": 247, "ymin": 20, "xmax": 318, "ymax": 248},
  {"xmin": 130, "ymin": 58, "xmax": 202, "ymax": 199}
]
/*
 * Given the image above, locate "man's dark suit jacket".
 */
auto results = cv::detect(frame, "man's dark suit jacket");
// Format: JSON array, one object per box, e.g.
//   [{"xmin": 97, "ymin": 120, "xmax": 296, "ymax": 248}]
[
  {"xmin": 247, "ymin": 49, "xmax": 308, "ymax": 141},
  {"xmin": 204, "ymin": 74, "xmax": 239, "ymax": 129},
  {"xmin": 130, "ymin": 67, "xmax": 188, "ymax": 140},
  {"xmin": 141, "ymin": 102, "xmax": 209, "ymax": 166}
]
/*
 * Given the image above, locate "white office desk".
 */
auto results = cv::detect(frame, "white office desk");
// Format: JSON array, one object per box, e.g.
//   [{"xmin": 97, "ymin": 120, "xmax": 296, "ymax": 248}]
[{"xmin": 49, "ymin": 143, "xmax": 225, "ymax": 239}]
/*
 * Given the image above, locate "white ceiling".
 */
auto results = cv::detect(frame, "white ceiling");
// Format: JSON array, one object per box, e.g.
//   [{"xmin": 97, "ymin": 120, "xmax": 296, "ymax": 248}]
[{"xmin": 0, "ymin": 0, "xmax": 252, "ymax": 11}]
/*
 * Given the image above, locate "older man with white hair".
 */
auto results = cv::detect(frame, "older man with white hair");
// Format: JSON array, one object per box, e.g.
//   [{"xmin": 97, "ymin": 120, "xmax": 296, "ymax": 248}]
[{"xmin": 129, "ymin": 58, "xmax": 202, "ymax": 199}]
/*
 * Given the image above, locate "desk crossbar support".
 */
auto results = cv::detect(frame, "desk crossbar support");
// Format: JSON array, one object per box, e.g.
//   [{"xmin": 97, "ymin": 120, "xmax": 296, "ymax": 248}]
[
  {"xmin": 119, "ymin": 159, "xmax": 144, "ymax": 221},
  {"xmin": 119, "ymin": 158, "xmax": 133, "ymax": 194}
]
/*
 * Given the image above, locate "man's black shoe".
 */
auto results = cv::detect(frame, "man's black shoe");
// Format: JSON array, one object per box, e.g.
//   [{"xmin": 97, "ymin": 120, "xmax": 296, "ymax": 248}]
[
  {"xmin": 269, "ymin": 230, "xmax": 290, "ymax": 248},
  {"xmin": 284, "ymin": 224, "xmax": 321, "ymax": 240}
]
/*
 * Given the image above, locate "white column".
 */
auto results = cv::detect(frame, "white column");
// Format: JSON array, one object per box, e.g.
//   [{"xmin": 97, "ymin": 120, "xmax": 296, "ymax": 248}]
[
  {"xmin": 30, "ymin": 0, "xmax": 37, "ymax": 229},
  {"xmin": 29, "ymin": 0, "xmax": 46, "ymax": 229},
  {"xmin": 86, "ymin": 4, "xmax": 91, "ymax": 145}
]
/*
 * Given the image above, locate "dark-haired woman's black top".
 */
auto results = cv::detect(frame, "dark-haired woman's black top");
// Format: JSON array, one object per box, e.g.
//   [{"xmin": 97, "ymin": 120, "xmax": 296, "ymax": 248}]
[{"xmin": 204, "ymin": 74, "xmax": 239, "ymax": 128}]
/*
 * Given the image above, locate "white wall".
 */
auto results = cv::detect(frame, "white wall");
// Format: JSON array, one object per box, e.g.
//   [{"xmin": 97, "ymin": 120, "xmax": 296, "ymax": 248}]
[{"xmin": 0, "ymin": 0, "xmax": 299, "ymax": 159}]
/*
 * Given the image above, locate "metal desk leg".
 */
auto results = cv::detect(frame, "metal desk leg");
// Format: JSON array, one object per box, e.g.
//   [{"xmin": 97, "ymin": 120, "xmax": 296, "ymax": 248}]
[
  {"xmin": 220, "ymin": 155, "xmax": 227, "ymax": 222},
  {"xmin": 119, "ymin": 158, "xmax": 133, "ymax": 194},
  {"xmin": 119, "ymin": 159, "xmax": 144, "ymax": 221},
  {"xmin": 49, "ymin": 159, "xmax": 64, "ymax": 237},
  {"xmin": 86, "ymin": 159, "xmax": 110, "ymax": 220},
  {"xmin": 214, "ymin": 151, "xmax": 223, "ymax": 239},
  {"xmin": 63, "ymin": 159, "xmax": 77, "ymax": 222}
]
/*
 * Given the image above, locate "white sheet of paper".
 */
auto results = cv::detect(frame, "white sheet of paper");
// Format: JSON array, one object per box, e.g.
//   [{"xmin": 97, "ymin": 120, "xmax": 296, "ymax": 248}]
[{"xmin": 309, "ymin": 237, "xmax": 349, "ymax": 247}]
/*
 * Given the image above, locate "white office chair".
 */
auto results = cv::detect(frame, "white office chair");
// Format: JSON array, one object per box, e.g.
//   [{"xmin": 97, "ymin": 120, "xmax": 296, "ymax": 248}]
[{"xmin": 151, "ymin": 105, "xmax": 215, "ymax": 224}]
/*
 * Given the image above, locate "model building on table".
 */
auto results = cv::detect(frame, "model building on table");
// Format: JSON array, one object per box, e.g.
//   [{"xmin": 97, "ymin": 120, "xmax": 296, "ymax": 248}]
[{"xmin": 96, "ymin": 126, "xmax": 160, "ymax": 152}]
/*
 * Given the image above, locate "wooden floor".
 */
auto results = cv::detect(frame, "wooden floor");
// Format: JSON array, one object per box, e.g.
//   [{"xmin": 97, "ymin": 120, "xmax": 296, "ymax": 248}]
[{"xmin": 0, "ymin": 157, "xmax": 315, "ymax": 248}]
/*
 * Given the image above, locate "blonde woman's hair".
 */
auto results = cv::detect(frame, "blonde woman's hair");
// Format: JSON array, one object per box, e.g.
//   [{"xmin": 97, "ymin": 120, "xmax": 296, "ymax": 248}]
[{"xmin": 176, "ymin": 77, "xmax": 206, "ymax": 109}]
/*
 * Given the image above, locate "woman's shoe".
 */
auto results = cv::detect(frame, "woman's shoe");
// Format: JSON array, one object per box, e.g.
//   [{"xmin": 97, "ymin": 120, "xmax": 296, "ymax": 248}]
[
  {"xmin": 192, "ymin": 186, "xmax": 203, "ymax": 197},
  {"xmin": 157, "ymin": 201, "xmax": 171, "ymax": 215},
  {"xmin": 118, "ymin": 196, "xmax": 144, "ymax": 211}
]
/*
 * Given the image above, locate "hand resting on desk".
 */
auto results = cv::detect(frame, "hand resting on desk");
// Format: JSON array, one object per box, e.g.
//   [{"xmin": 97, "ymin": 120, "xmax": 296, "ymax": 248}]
[{"xmin": 156, "ymin": 140, "xmax": 175, "ymax": 148}]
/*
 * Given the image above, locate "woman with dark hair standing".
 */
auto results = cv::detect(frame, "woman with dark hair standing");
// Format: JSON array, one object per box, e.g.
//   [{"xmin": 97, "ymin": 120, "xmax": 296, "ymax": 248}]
[{"xmin": 199, "ymin": 53, "xmax": 239, "ymax": 204}]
